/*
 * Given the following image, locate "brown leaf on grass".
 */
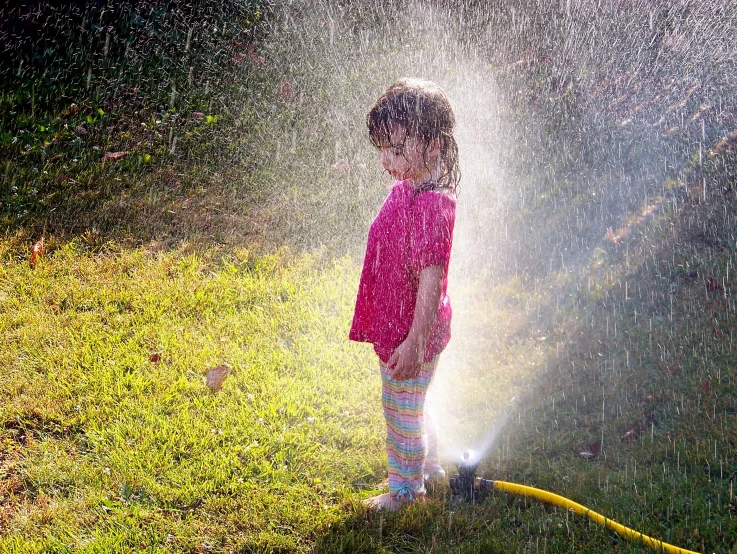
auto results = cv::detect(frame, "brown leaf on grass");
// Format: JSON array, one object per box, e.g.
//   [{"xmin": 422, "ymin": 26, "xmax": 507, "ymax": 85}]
[
  {"xmin": 103, "ymin": 151, "xmax": 128, "ymax": 161},
  {"xmin": 192, "ymin": 112, "xmax": 205, "ymax": 120},
  {"xmin": 149, "ymin": 352, "xmax": 162, "ymax": 363},
  {"xmin": 277, "ymin": 80, "xmax": 295, "ymax": 101},
  {"xmin": 232, "ymin": 45, "xmax": 265, "ymax": 67},
  {"xmin": 56, "ymin": 173, "xmax": 73, "ymax": 185},
  {"xmin": 29, "ymin": 238, "xmax": 44, "ymax": 268},
  {"xmin": 206, "ymin": 364, "xmax": 231, "ymax": 392},
  {"xmin": 620, "ymin": 428, "xmax": 637, "ymax": 441},
  {"xmin": 706, "ymin": 278, "xmax": 724, "ymax": 293},
  {"xmin": 689, "ymin": 104, "xmax": 710, "ymax": 122},
  {"xmin": 709, "ymin": 137, "xmax": 729, "ymax": 158},
  {"xmin": 248, "ymin": 53, "xmax": 266, "ymax": 67},
  {"xmin": 576, "ymin": 441, "xmax": 601, "ymax": 458},
  {"xmin": 232, "ymin": 52, "xmax": 248, "ymax": 64},
  {"xmin": 701, "ymin": 379, "xmax": 711, "ymax": 393},
  {"xmin": 605, "ymin": 227, "xmax": 626, "ymax": 246}
]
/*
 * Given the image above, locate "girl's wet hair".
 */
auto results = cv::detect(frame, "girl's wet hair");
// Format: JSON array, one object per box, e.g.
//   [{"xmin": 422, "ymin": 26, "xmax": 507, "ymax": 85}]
[{"xmin": 367, "ymin": 78, "xmax": 460, "ymax": 194}]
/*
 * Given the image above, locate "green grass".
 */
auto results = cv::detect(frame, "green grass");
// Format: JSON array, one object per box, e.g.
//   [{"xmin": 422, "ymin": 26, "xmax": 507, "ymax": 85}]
[
  {"xmin": 3, "ymin": 2, "xmax": 737, "ymax": 552},
  {"xmin": 3, "ymin": 189, "xmax": 735, "ymax": 552},
  {"xmin": 0, "ymin": 243, "xmax": 384, "ymax": 552},
  {"xmin": 0, "ymin": 237, "xmax": 554, "ymax": 553},
  {"xmin": 0, "ymin": 1, "xmax": 272, "ymax": 236}
]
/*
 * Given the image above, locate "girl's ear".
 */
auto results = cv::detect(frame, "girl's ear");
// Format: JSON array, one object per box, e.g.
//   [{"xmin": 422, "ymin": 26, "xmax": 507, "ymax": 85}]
[{"xmin": 427, "ymin": 138, "xmax": 442, "ymax": 157}]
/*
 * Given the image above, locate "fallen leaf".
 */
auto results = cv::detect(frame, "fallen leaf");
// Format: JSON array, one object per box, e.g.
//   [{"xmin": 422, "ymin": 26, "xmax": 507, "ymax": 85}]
[
  {"xmin": 103, "ymin": 151, "xmax": 128, "ymax": 161},
  {"xmin": 689, "ymin": 104, "xmax": 710, "ymax": 122},
  {"xmin": 206, "ymin": 364, "xmax": 231, "ymax": 392},
  {"xmin": 701, "ymin": 379, "xmax": 711, "ymax": 392},
  {"xmin": 149, "ymin": 352, "xmax": 162, "ymax": 363},
  {"xmin": 709, "ymin": 137, "xmax": 729, "ymax": 158},
  {"xmin": 29, "ymin": 238, "xmax": 44, "ymax": 268},
  {"xmin": 192, "ymin": 112, "xmax": 205, "ymax": 120},
  {"xmin": 232, "ymin": 52, "xmax": 248, "ymax": 64},
  {"xmin": 248, "ymin": 52, "xmax": 266, "ymax": 67},
  {"xmin": 605, "ymin": 227, "xmax": 626, "ymax": 246},
  {"xmin": 233, "ymin": 47, "xmax": 265, "ymax": 67},
  {"xmin": 620, "ymin": 428, "xmax": 637, "ymax": 441},
  {"xmin": 706, "ymin": 278, "xmax": 724, "ymax": 293},
  {"xmin": 576, "ymin": 441, "xmax": 601, "ymax": 458},
  {"xmin": 277, "ymin": 80, "xmax": 295, "ymax": 101}
]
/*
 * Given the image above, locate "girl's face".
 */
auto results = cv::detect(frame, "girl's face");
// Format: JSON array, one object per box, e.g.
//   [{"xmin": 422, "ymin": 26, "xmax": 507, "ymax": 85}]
[{"xmin": 377, "ymin": 125, "xmax": 440, "ymax": 185}]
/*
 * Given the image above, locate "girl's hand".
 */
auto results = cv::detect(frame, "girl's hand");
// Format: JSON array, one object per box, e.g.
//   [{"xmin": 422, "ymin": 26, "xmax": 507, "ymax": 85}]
[
  {"xmin": 387, "ymin": 265, "xmax": 444, "ymax": 381},
  {"xmin": 387, "ymin": 335, "xmax": 424, "ymax": 381}
]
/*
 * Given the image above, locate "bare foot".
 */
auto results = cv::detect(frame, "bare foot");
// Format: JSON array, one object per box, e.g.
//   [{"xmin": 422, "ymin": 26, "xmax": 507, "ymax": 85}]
[
  {"xmin": 362, "ymin": 492, "xmax": 423, "ymax": 512},
  {"xmin": 363, "ymin": 492, "xmax": 398, "ymax": 511}
]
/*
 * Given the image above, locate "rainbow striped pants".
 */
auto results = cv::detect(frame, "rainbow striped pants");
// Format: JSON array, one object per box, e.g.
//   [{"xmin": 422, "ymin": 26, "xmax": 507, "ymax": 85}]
[{"xmin": 380, "ymin": 358, "xmax": 443, "ymax": 501}]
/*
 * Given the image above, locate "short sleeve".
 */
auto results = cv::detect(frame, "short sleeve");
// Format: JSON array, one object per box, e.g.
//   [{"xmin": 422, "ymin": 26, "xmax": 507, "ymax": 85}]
[{"xmin": 409, "ymin": 193, "xmax": 455, "ymax": 273}]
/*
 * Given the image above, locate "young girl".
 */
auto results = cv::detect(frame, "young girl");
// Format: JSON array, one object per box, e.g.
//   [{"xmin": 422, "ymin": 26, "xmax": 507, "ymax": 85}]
[{"xmin": 350, "ymin": 78, "xmax": 460, "ymax": 510}]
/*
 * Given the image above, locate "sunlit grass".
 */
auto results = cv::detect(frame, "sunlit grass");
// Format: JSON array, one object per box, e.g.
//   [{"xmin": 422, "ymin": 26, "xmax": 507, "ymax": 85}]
[
  {"xmin": 0, "ymin": 243, "xmax": 385, "ymax": 552},
  {"xmin": 3, "ymin": 1, "xmax": 737, "ymax": 552},
  {"xmin": 5, "ymin": 196, "xmax": 734, "ymax": 553},
  {"xmin": 0, "ymin": 236, "xmax": 560, "ymax": 553}
]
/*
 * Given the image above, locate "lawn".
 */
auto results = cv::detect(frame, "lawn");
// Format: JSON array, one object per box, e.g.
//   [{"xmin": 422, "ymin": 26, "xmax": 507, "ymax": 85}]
[{"xmin": 2, "ymin": 1, "xmax": 737, "ymax": 553}]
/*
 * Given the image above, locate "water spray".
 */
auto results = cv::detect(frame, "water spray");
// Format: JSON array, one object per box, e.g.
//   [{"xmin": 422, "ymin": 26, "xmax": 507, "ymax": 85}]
[{"xmin": 449, "ymin": 450, "xmax": 701, "ymax": 554}]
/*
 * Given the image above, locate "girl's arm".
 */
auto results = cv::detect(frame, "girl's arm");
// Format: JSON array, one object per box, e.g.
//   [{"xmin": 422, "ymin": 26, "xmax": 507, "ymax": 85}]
[{"xmin": 387, "ymin": 265, "xmax": 444, "ymax": 380}]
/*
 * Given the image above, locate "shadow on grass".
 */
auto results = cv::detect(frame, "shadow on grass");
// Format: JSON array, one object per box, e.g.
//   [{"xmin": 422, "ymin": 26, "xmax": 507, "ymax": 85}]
[{"xmin": 311, "ymin": 490, "xmax": 645, "ymax": 554}]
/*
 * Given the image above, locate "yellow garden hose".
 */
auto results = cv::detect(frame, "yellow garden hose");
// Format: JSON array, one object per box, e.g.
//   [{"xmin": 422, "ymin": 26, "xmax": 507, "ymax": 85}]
[{"xmin": 492, "ymin": 480, "xmax": 701, "ymax": 554}]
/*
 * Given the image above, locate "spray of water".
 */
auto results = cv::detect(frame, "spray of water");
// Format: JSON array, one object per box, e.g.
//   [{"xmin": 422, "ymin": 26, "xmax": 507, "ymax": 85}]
[
  {"xmin": 258, "ymin": 0, "xmax": 737, "ymax": 468},
  {"xmin": 7, "ymin": 0, "xmax": 735, "ymax": 473}
]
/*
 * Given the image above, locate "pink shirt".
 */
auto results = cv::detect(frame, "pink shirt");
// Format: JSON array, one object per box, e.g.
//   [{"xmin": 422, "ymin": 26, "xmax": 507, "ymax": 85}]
[{"xmin": 349, "ymin": 180, "xmax": 456, "ymax": 363}]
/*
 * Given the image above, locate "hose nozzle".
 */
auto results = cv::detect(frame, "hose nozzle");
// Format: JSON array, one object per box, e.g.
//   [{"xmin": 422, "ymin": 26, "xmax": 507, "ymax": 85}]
[{"xmin": 449, "ymin": 450, "xmax": 496, "ymax": 502}]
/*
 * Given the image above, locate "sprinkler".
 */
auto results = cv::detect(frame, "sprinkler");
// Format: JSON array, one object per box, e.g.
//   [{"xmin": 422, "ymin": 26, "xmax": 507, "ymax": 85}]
[
  {"xmin": 447, "ymin": 449, "xmax": 701, "ymax": 554},
  {"xmin": 448, "ymin": 450, "xmax": 479, "ymax": 502},
  {"xmin": 449, "ymin": 450, "xmax": 496, "ymax": 503}
]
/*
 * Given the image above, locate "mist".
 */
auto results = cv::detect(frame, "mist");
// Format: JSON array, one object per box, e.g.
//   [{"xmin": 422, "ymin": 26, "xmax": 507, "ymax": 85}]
[{"xmin": 243, "ymin": 0, "xmax": 735, "ymax": 463}]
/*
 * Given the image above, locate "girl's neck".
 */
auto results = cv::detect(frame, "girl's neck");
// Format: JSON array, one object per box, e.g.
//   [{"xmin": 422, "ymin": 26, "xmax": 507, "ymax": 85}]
[{"xmin": 404, "ymin": 164, "xmax": 442, "ymax": 191}]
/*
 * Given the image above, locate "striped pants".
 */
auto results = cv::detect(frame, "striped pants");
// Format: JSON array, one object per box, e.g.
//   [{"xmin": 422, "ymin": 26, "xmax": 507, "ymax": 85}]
[{"xmin": 380, "ymin": 358, "xmax": 443, "ymax": 501}]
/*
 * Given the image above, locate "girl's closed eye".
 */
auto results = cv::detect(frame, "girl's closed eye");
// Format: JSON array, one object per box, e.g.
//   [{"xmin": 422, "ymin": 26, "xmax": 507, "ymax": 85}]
[{"xmin": 379, "ymin": 144, "xmax": 402, "ymax": 156}]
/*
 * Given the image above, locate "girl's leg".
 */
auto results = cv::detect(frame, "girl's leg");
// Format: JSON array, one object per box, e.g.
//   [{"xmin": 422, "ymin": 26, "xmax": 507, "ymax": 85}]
[
  {"xmin": 423, "ymin": 408, "xmax": 445, "ymax": 480},
  {"xmin": 380, "ymin": 357, "xmax": 439, "ymax": 502}
]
